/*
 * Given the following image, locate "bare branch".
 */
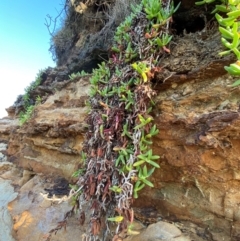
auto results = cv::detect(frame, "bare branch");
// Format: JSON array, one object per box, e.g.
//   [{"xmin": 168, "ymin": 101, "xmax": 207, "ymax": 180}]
[{"xmin": 44, "ymin": 0, "xmax": 70, "ymax": 37}]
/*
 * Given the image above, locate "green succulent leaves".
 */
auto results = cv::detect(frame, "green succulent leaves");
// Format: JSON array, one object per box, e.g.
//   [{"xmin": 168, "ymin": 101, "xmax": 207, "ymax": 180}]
[
  {"xmin": 132, "ymin": 62, "xmax": 151, "ymax": 83},
  {"xmin": 134, "ymin": 114, "xmax": 153, "ymax": 129},
  {"xmin": 69, "ymin": 70, "xmax": 88, "ymax": 80},
  {"xmin": 143, "ymin": 0, "xmax": 180, "ymax": 23},
  {"xmin": 19, "ymin": 69, "xmax": 45, "ymax": 125},
  {"xmin": 195, "ymin": 0, "xmax": 240, "ymax": 86},
  {"xmin": 195, "ymin": 0, "xmax": 216, "ymax": 5},
  {"xmin": 135, "ymin": 150, "xmax": 160, "ymax": 168},
  {"xmin": 72, "ymin": 0, "xmax": 181, "ymax": 236},
  {"xmin": 225, "ymin": 61, "xmax": 240, "ymax": 75},
  {"xmin": 152, "ymin": 34, "xmax": 173, "ymax": 48}
]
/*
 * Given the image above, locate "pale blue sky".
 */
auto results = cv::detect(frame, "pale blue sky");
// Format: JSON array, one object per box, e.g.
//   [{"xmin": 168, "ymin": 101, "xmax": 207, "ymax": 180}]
[{"xmin": 0, "ymin": 0, "xmax": 64, "ymax": 117}]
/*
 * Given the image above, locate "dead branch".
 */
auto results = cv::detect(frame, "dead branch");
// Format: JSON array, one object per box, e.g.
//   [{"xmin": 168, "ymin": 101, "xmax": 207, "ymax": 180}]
[{"xmin": 45, "ymin": 0, "xmax": 70, "ymax": 37}]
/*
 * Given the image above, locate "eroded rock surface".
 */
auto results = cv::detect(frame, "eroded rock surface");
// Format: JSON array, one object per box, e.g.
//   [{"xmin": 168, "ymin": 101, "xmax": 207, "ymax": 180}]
[
  {"xmin": 0, "ymin": 177, "xmax": 18, "ymax": 241},
  {"xmin": 0, "ymin": 163, "xmax": 206, "ymax": 241},
  {"xmin": 0, "ymin": 3, "xmax": 240, "ymax": 240},
  {"xmin": 9, "ymin": 175, "xmax": 84, "ymax": 241},
  {"xmin": 4, "ymin": 78, "xmax": 90, "ymax": 181},
  {"xmin": 133, "ymin": 33, "xmax": 240, "ymax": 240},
  {"xmin": 124, "ymin": 221, "xmax": 182, "ymax": 241}
]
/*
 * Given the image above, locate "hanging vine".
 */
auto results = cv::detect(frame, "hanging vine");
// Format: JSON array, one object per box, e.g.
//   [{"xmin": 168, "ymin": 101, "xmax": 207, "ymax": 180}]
[{"xmin": 71, "ymin": 0, "xmax": 180, "ymax": 240}]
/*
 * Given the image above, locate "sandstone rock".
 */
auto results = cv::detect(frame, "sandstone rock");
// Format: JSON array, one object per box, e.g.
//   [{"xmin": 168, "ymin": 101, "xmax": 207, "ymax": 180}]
[
  {"xmin": 0, "ymin": 178, "xmax": 18, "ymax": 241},
  {"xmin": 0, "ymin": 169, "xmax": 209, "ymax": 241},
  {"xmin": 0, "ymin": 142, "xmax": 7, "ymax": 151},
  {"xmin": 0, "ymin": 152, "xmax": 7, "ymax": 162},
  {"xmin": 132, "ymin": 34, "xmax": 240, "ymax": 240},
  {"xmin": 1, "ymin": 166, "xmax": 22, "ymax": 183},
  {"xmin": 6, "ymin": 78, "xmax": 90, "ymax": 181},
  {"xmin": 8, "ymin": 175, "xmax": 84, "ymax": 241},
  {"xmin": 173, "ymin": 237, "xmax": 191, "ymax": 241},
  {"xmin": 0, "ymin": 169, "xmax": 208, "ymax": 241},
  {"xmin": 0, "ymin": 161, "xmax": 14, "ymax": 173},
  {"xmin": 1, "ymin": 5, "xmax": 240, "ymax": 241},
  {"xmin": 126, "ymin": 221, "xmax": 145, "ymax": 235},
  {"xmin": 18, "ymin": 169, "xmax": 35, "ymax": 187},
  {"xmin": 124, "ymin": 221, "xmax": 182, "ymax": 241},
  {"xmin": 0, "ymin": 118, "xmax": 19, "ymax": 142},
  {"xmin": 0, "ymin": 142, "xmax": 8, "ymax": 162}
]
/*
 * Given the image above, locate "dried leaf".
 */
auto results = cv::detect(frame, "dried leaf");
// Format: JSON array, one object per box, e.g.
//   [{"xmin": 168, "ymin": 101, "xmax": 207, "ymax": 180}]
[
  {"xmin": 90, "ymin": 181, "xmax": 96, "ymax": 196},
  {"xmin": 92, "ymin": 219, "xmax": 101, "ymax": 236},
  {"xmin": 79, "ymin": 211, "xmax": 85, "ymax": 225},
  {"xmin": 145, "ymin": 32, "xmax": 152, "ymax": 39}
]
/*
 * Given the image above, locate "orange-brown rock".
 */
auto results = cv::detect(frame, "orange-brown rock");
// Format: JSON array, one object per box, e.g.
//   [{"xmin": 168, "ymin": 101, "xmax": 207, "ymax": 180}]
[
  {"xmin": 132, "ymin": 33, "xmax": 240, "ymax": 240},
  {"xmin": 3, "ymin": 78, "xmax": 89, "ymax": 180},
  {"xmin": 1, "ymin": 18, "xmax": 240, "ymax": 241}
]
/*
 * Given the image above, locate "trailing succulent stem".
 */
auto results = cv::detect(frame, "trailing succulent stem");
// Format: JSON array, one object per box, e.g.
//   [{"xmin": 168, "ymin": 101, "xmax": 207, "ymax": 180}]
[
  {"xmin": 196, "ymin": 0, "xmax": 240, "ymax": 86},
  {"xmin": 73, "ymin": 0, "xmax": 179, "ymax": 239}
]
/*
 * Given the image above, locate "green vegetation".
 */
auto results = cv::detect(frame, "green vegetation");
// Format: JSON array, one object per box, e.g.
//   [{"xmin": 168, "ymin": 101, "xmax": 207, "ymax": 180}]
[
  {"xmin": 196, "ymin": 0, "xmax": 240, "ymax": 86},
  {"xmin": 19, "ymin": 70, "xmax": 44, "ymax": 125},
  {"xmin": 71, "ymin": 152, "xmax": 87, "ymax": 178},
  {"xmin": 71, "ymin": 0, "xmax": 179, "ymax": 239},
  {"xmin": 19, "ymin": 105, "xmax": 35, "ymax": 125},
  {"xmin": 69, "ymin": 70, "xmax": 88, "ymax": 80}
]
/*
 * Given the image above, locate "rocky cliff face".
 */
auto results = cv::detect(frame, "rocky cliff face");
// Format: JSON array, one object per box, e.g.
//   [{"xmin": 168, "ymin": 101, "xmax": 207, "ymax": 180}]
[
  {"xmin": 8, "ymin": 78, "xmax": 89, "ymax": 180},
  {"xmin": 135, "ymin": 35, "xmax": 240, "ymax": 240},
  {"xmin": 1, "ymin": 1, "xmax": 240, "ymax": 241}
]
